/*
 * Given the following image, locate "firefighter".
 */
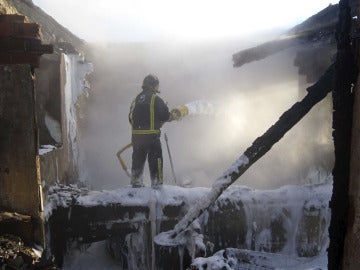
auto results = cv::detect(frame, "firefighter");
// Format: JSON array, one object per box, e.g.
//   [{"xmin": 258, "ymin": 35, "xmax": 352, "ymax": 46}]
[{"xmin": 129, "ymin": 74, "xmax": 171, "ymax": 188}]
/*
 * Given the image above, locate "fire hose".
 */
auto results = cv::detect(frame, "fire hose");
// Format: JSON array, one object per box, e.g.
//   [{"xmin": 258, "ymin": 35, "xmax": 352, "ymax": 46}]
[
  {"xmin": 116, "ymin": 134, "xmax": 178, "ymax": 183},
  {"xmin": 116, "ymin": 142, "xmax": 132, "ymax": 178}
]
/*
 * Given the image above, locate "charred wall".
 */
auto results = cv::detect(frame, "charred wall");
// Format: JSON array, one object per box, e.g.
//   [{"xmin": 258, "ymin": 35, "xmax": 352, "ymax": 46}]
[
  {"xmin": 0, "ymin": 65, "xmax": 44, "ymax": 246},
  {"xmin": 343, "ymin": 59, "xmax": 360, "ymax": 270},
  {"xmin": 343, "ymin": 6, "xmax": 360, "ymax": 267},
  {"xmin": 0, "ymin": 0, "xmax": 91, "ymax": 248},
  {"xmin": 35, "ymin": 54, "xmax": 62, "ymax": 146}
]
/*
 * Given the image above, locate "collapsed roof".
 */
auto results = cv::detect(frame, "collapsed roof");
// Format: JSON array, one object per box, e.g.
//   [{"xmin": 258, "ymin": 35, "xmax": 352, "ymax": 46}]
[{"xmin": 232, "ymin": 2, "xmax": 356, "ymax": 83}]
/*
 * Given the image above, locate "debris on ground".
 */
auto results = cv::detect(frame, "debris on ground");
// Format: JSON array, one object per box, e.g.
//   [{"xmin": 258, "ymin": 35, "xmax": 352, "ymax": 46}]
[{"xmin": 0, "ymin": 234, "xmax": 59, "ymax": 269}]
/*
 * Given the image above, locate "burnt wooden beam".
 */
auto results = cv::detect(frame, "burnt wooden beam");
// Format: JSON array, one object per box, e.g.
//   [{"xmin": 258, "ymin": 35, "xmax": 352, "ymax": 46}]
[
  {"xmin": 0, "ymin": 14, "xmax": 26, "ymax": 23},
  {"xmin": 328, "ymin": 0, "xmax": 356, "ymax": 268},
  {"xmin": 167, "ymin": 63, "xmax": 334, "ymax": 239},
  {"xmin": 0, "ymin": 37, "xmax": 53, "ymax": 53},
  {"xmin": 232, "ymin": 38, "xmax": 298, "ymax": 68},
  {"xmin": 0, "ymin": 14, "xmax": 53, "ymax": 67},
  {"xmin": 0, "ymin": 22, "xmax": 40, "ymax": 38},
  {"xmin": 232, "ymin": 4, "xmax": 339, "ymax": 68}
]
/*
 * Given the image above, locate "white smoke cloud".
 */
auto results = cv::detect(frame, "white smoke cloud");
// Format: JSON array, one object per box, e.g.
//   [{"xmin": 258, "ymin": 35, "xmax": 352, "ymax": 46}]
[{"xmin": 79, "ymin": 39, "xmax": 334, "ymax": 190}]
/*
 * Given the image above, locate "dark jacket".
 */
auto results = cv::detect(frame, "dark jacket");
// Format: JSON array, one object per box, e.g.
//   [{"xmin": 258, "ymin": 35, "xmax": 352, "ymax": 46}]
[{"xmin": 129, "ymin": 89, "xmax": 170, "ymax": 142}]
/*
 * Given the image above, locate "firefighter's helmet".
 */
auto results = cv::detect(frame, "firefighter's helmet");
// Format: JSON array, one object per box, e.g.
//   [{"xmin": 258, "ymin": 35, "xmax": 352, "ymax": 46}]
[{"xmin": 142, "ymin": 74, "xmax": 159, "ymax": 91}]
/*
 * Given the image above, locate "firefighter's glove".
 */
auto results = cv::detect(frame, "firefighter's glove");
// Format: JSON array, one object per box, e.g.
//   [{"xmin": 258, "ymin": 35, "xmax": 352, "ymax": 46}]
[{"xmin": 170, "ymin": 108, "xmax": 182, "ymax": 121}]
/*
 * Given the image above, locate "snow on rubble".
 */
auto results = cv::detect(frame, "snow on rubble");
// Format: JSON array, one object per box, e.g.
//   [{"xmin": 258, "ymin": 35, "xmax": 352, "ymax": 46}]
[
  {"xmin": 45, "ymin": 168, "xmax": 332, "ymax": 270},
  {"xmin": 191, "ymin": 248, "xmax": 328, "ymax": 270},
  {"xmin": 44, "ymin": 183, "xmax": 209, "ymax": 220}
]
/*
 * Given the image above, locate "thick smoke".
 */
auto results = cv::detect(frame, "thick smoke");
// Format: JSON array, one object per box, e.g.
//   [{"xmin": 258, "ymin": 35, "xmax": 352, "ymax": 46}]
[{"xmin": 80, "ymin": 37, "xmax": 333, "ymax": 190}]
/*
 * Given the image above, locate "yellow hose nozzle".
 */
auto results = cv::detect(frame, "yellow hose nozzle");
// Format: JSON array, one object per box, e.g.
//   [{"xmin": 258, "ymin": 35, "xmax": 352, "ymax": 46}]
[{"xmin": 170, "ymin": 105, "xmax": 189, "ymax": 121}]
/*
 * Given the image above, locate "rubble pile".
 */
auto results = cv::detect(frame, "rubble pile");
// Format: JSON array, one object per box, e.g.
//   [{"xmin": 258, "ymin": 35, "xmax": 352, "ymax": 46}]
[
  {"xmin": 0, "ymin": 234, "xmax": 58, "ymax": 269},
  {"xmin": 0, "ymin": 234, "xmax": 40, "ymax": 269}
]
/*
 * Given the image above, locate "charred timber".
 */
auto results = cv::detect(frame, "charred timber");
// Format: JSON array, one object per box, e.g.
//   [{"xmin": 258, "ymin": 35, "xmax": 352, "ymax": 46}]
[
  {"xmin": 328, "ymin": 0, "xmax": 356, "ymax": 269},
  {"xmin": 232, "ymin": 4, "xmax": 339, "ymax": 68},
  {"xmin": 232, "ymin": 24, "xmax": 336, "ymax": 68},
  {"xmin": 0, "ymin": 14, "xmax": 53, "ymax": 67}
]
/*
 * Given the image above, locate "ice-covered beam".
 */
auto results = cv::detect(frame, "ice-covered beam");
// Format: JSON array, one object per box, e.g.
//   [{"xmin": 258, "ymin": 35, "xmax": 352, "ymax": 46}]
[{"xmin": 0, "ymin": 14, "xmax": 53, "ymax": 67}]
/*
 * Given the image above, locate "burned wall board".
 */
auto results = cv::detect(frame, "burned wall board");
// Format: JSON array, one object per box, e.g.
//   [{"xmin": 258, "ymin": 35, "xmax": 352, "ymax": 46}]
[{"xmin": 0, "ymin": 64, "xmax": 44, "ymax": 245}]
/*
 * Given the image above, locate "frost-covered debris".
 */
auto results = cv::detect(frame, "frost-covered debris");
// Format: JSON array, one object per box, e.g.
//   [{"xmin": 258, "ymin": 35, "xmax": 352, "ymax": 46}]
[
  {"xmin": 55, "ymin": 182, "xmax": 332, "ymax": 269},
  {"xmin": 155, "ymin": 182, "xmax": 331, "ymax": 269},
  {"xmin": 44, "ymin": 183, "xmax": 89, "ymax": 220},
  {"xmin": 164, "ymin": 154, "xmax": 250, "ymax": 240},
  {"xmin": 44, "ymin": 184, "xmax": 208, "ymax": 221},
  {"xmin": 191, "ymin": 248, "xmax": 328, "ymax": 270},
  {"xmin": 186, "ymin": 219, "xmax": 207, "ymax": 259},
  {"xmin": 301, "ymin": 167, "xmax": 333, "ymax": 185},
  {"xmin": 39, "ymin": 144, "xmax": 57, "ymax": 155},
  {"xmin": 0, "ymin": 235, "xmax": 54, "ymax": 269},
  {"xmin": 76, "ymin": 185, "xmax": 208, "ymax": 207},
  {"xmin": 213, "ymin": 154, "xmax": 250, "ymax": 189}
]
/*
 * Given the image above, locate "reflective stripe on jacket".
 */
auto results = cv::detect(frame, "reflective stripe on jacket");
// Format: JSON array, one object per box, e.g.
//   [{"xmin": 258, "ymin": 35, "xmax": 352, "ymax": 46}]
[{"xmin": 129, "ymin": 89, "xmax": 170, "ymax": 135}]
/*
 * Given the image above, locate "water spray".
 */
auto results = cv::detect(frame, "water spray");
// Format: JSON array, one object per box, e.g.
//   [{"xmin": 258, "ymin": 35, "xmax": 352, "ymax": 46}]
[{"xmin": 184, "ymin": 100, "xmax": 215, "ymax": 116}]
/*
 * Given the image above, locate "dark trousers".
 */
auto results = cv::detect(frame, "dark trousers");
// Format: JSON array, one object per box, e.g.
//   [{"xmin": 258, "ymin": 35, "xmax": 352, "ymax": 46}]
[{"xmin": 131, "ymin": 136, "xmax": 163, "ymax": 186}]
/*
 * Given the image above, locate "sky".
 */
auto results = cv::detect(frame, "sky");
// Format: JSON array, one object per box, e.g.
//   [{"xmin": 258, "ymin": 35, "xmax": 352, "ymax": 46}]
[{"xmin": 32, "ymin": 0, "xmax": 339, "ymax": 42}]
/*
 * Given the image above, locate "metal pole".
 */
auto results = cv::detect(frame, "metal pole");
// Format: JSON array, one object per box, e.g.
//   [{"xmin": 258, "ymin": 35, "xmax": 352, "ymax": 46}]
[{"xmin": 164, "ymin": 133, "xmax": 177, "ymax": 184}]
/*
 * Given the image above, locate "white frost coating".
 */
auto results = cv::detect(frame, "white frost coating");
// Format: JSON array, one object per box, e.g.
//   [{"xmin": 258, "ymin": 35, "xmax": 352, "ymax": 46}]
[
  {"xmin": 44, "ymin": 184, "xmax": 89, "ymax": 220},
  {"xmin": 154, "ymin": 230, "xmax": 187, "ymax": 247},
  {"xmin": 212, "ymin": 154, "xmax": 249, "ymax": 189},
  {"xmin": 223, "ymin": 154, "xmax": 250, "ymax": 176},
  {"xmin": 193, "ymin": 182, "xmax": 331, "ymax": 269},
  {"xmin": 186, "ymin": 219, "xmax": 206, "ymax": 259},
  {"xmin": 39, "ymin": 145, "xmax": 56, "ymax": 155},
  {"xmin": 191, "ymin": 248, "xmax": 328, "ymax": 270},
  {"xmin": 185, "ymin": 100, "xmax": 215, "ymax": 115},
  {"xmin": 76, "ymin": 185, "xmax": 207, "ymax": 207},
  {"xmin": 164, "ymin": 154, "xmax": 249, "ymax": 239},
  {"xmin": 125, "ymin": 224, "xmax": 149, "ymax": 268},
  {"xmin": 157, "ymin": 177, "xmax": 331, "ymax": 261},
  {"xmin": 62, "ymin": 53, "xmax": 93, "ymax": 182},
  {"xmin": 59, "ymin": 178, "xmax": 332, "ymax": 269},
  {"xmin": 45, "ymin": 185, "xmax": 209, "ymax": 222}
]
